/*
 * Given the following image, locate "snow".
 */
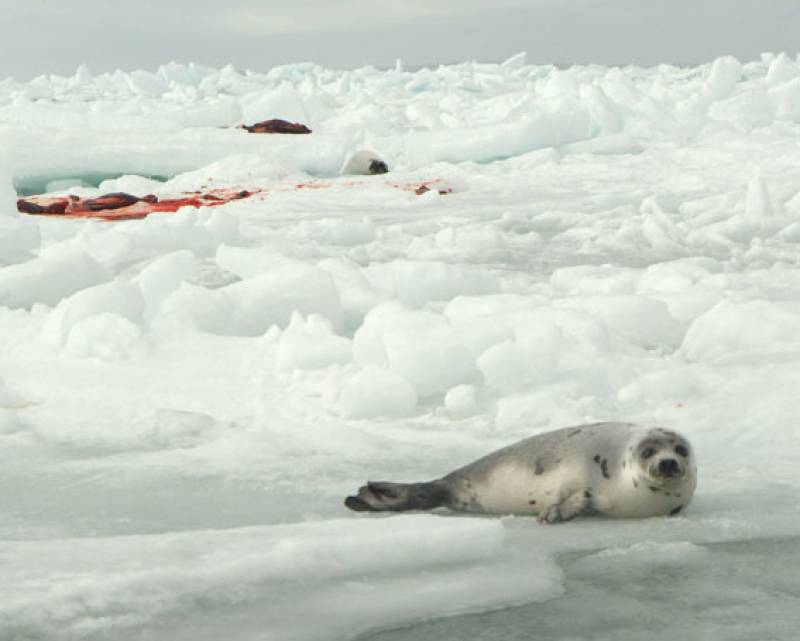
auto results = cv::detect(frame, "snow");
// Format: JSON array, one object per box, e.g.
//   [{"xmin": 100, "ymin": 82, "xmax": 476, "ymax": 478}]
[{"xmin": 3, "ymin": 54, "xmax": 800, "ymax": 640}]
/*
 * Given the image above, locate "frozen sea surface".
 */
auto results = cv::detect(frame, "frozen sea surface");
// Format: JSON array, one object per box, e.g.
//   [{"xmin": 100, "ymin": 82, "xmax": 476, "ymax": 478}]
[{"xmin": 2, "ymin": 52, "xmax": 800, "ymax": 640}]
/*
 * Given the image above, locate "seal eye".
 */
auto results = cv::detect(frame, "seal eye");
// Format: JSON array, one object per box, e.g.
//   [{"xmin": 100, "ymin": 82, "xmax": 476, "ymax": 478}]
[
  {"xmin": 641, "ymin": 447, "xmax": 656, "ymax": 459},
  {"xmin": 675, "ymin": 445, "xmax": 689, "ymax": 457}
]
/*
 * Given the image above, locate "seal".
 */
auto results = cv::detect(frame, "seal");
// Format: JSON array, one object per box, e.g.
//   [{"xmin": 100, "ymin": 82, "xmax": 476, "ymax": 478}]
[
  {"xmin": 341, "ymin": 150, "xmax": 389, "ymax": 175},
  {"xmin": 239, "ymin": 119, "xmax": 311, "ymax": 134},
  {"xmin": 344, "ymin": 422, "xmax": 697, "ymax": 523}
]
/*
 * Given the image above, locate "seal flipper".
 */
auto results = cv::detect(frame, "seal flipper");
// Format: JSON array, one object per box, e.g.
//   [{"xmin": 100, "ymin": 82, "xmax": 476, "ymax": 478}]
[
  {"xmin": 344, "ymin": 480, "xmax": 449, "ymax": 512},
  {"xmin": 537, "ymin": 490, "xmax": 590, "ymax": 524}
]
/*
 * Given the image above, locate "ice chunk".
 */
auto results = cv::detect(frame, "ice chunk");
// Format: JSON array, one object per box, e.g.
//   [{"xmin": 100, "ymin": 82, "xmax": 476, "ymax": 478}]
[
  {"xmin": 289, "ymin": 218, "xmax": 376, "ymax": 246},
  {"xmin": 681, "ymin": 299, "xmax": 800, "ymax": 361},
  {"xmin": 276, "ymin": 313, "xmax": 353, "ymax": 373},
  {"xmin": 134, "ymin": 250, "xmax": 198, "ymax": 322},
  {"xmin": 353, "ymin": 301, "xmax": 512, "ymax": 398},
  {"xmin": 317, "ymin": 258, "xmax": 387, "ymax": 329},
  {"xmin": 0, "ymin": 166, "xmax": 17, "ymax": 215},
  {"xmin": 169, "ymin": 98, "xmax": 244, "ymax": 128},
  {"xmin": 353, "ymin": 302, "xmax": 447, "ymax": 368},
  {"xmin": 562, "ymin": 133, "xmax": 641, "ymax": 155},
  {"xmin": 709, "ymin": 88, "xmax": 775, "ymax": 128},
  {"xmin": 383, "ymin": 321, "xmax": 512, "ymax": 398},
  {"xmin": 404, "ymin": 130, "xmax": 435, "ymax": 167},
  {"xmin": 339, "ymin": 366, "xmax": 417, "ymax": 418},
  {"xmin": 477, "ymin": 333, "xmax": 563, "ymax": 394},
  {"xmin": 223, "ymin": 264, "xmax": 344, "ymax": 335},
  {"xmin": 581, "ymin": 84, "xmax": 622, "ymax": 135},
  {"xmin": 204, "ymin": 210, "xmax": 243, "ymax": 246},
  {"xmin": 429, "ymin": 108, "xmax": 592, "ymax": 164},
  {"xmin": 0, "ymin": 214, "xmax": 41, "ymax": 265},
  {"xmin": 0, "ymin": 377, "xmax": 27, "ymax": 409},
  {"xmin": 41, "ymin": 280, "xmax": 145, "ymax": 347},
  {"xmin": 765, "ymin": 53, "xmax": 800, "ymax": 87},
  {"xmin": 71, "ymin": 63, "xmax": 93, "ymax": 87},
  {"xmin": 550, "ymin": 265, "xmax": 640, "ymax": 295},
  {"xmin": 555, "ymin": 295, "xmax": 685, "ymax": 350},
  {"xmin": 44, "ymin": 178, "xmax": 87, "ymax": 192},
  {"xmin": 63, "ymin": 312, "xmax": 145, "ymax": 360},
  {"xmin": 706, "ymin": 56, "xmax": 742, "ymax": 100},
  {"xmin": 616, "ymin": 368, "xmax": 707, "ymax": 415},
  {"xmin": 770, "ymin": 77, "xmax": 800, "ymax": 121},
  {"xmin": 0, "ymin": 247, "xmax": 111, "ymax": 309},
  {"xmin": 153, "ymin": 282, "xmax": 234, "ymax": 333},
  {"xmin": 421, "ymin": 224, "xmax": 509, "ymax": 262},
  {"xmin": 97, "ymin": 174, "xmax": 165, "ymax": 195},
  {"xmin": 522, "ymin": 305, "xmax": 609, "ymax": 347},
  {"xmin": 444, "ymin": 384, "xmax": 479, "ymax": 419},
  {"xmin": 406, "ymin": 103, "xmax": 443, "ymax": 129},
  {"xmin": 744, "ymin": 172, "xmax": 775, "ymax": 219},
  {"xmin": 573, "ymin": 541, "xmax": 709, "ymax": 575},
  {"xmin": 144, "ymin": 409, "xmax": 217, "ymax": 449},
  {"xmin": 0, "ymin": 167, "xmax": 41, "ymax": 263},
  {"xmin": 501, "ymin": 52, "xmax": 527, "ymax": 69},
  {"xmin": 364, "ymin": 260, "xmax": 500, "ymax": 308},
  {"xmin": 127, "ymin": 69, "xmax": 168, "ymax": 97},
  {"xmin": 543, "ymin": 71, "xmax": 579, "ymax": 100},
  {"xmin": 638, "ymin": 197, "xmax": 685, "ymax": 252},
  {"xmin": 637, "ymin": 259, "xmax": 723, "ymax": 319},
  {"xmin": 444, "ymin": 294, "xmax": 546, "ymax": 322},
  {"xmin": 242, "ymin": 82, "xmax": 310, "ymax": 126},
  {"xmin": 216, "ymin": 245, "xmax": 297, "ymax": 279},
  {"xmin": 494, "ymin": 386, "xmax": 579, "ymax": 432},
  {"xmin": 778, "ymin": 221, "xmax": 800, "ymax": 242},
  {"xmin": 95, "ymin": 210, "xmax": 223, "ymax": 257}
]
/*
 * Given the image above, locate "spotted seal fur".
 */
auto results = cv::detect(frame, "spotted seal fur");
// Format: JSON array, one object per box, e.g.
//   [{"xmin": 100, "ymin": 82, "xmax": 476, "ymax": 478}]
[{"xmin": 345, "ymin": 422, "xmax": 697, "ymax": 523}]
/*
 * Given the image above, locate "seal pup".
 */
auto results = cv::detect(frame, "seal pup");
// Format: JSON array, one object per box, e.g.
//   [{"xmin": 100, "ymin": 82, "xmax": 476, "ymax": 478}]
[
  {"xmin": 341, "ymin": 150, "xmax": 389, "ymax": 175},
  {"xmin": 345, "ymin": 422, "xmax": 696, "ymax": 523}
]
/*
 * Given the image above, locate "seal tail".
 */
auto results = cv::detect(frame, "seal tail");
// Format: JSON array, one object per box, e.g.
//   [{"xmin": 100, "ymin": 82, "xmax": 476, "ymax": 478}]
[{"xmin": 344, "ymin": 480, "xmax": 449, "ymax": 512}]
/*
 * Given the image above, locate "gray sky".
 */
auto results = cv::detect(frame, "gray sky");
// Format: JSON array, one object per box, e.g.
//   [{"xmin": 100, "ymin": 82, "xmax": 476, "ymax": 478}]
[{"xmin": 1, "ymin": 0, "xmax": 798, "ymax": 80}]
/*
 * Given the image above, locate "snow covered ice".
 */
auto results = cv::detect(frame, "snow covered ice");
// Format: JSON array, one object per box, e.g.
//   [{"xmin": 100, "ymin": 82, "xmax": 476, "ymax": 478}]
[{"xmin": 2, "ymin": 52, "xmax": 800, "ymax": 639}]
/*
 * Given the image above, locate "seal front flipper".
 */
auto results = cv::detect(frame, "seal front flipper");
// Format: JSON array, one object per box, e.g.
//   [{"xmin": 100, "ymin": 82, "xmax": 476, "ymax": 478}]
[
  {"xmin": 344, "ymin": 480, "xmax": 449, "ymax": 512},
  {"xmin": 536, "ymin": 490, "xmax": 591, "ymax": 524}
]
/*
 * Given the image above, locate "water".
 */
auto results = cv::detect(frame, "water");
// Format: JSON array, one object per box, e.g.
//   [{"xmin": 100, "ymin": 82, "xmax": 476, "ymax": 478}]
[
  {"xmin": 13, "ymin": 172, "xmax": 169, "ymax": 196},
  {"xmin": 365, "ymin": 537, "xmax": 800, "ymax": 641}
]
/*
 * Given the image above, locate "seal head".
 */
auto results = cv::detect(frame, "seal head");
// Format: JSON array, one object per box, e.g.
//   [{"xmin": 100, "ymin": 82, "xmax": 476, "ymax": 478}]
[
  {"xmin": 613, "ymin": 427, "xmax": 696, "ymax": 517},
  {"xmin": 368, "ymin": 159, "xmax": 389, "ymax": 174}
]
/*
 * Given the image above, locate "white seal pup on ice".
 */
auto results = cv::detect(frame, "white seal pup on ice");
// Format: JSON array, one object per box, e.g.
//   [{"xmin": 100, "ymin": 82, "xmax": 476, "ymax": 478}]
[
  {"xmin": 341, "ymin": 150, "xmax": 389, "ymax": 175},
  {"xmin": 345, "ymin": 422, "xmax": 697, "ymax": 523}
]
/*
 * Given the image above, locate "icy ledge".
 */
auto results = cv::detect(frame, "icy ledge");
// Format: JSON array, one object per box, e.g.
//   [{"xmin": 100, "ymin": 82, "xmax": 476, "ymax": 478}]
[{"xmin": 2, "ymin": 516, "xmax": 563, "ymax": 641}]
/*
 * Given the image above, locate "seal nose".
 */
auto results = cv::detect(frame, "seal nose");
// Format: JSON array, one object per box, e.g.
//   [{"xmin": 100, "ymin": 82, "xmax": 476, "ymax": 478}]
[{"xmin": 658, "ymin": 458, "xmax": 680, "ymax": 476}]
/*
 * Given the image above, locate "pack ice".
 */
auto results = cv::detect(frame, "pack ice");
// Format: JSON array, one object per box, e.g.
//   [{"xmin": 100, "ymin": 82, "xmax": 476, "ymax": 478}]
[{"xmin": 2, "ymin": 52, "xmax": 800, "ymax": 640}]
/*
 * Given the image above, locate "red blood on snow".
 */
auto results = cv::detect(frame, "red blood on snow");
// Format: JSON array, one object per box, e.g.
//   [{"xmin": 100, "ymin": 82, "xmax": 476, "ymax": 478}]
[
  {"xmin": 16, "ymin": 180, "xmax": 451, "ymax": 221},
  {"xmin": 17, "ymin": 188, "xmax": 259, "ymax": 221}
]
